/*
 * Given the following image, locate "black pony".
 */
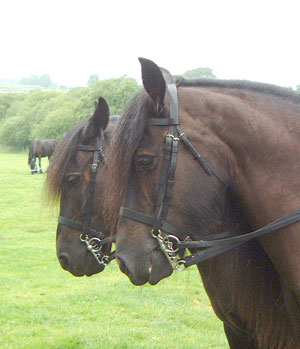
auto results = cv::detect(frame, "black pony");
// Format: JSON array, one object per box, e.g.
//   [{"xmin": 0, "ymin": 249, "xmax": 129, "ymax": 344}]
[{"xmin": 28, "ymin": 139, "xmax": 58, "ymax": 174}]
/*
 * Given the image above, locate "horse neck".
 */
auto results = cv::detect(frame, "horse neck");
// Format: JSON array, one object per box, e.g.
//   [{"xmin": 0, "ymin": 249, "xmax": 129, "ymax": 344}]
[
  {"xmin": 29, "ymin": 140, "xmax": 36, "ymax": 160},
  {"xmin": 182, "ymin": 87, "xmax": 300, "ymax": 227},
  {"xmin": 197, "ymin": 197, "xmax": 295, "ymax": 346}
]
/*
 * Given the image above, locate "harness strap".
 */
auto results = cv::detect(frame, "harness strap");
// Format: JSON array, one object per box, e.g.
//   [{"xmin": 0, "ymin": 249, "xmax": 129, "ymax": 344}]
[
  {"xmin": 176, "ymin": 207, "xmax": 300, "ymax": 267},
  {"xmin": 58, "ymin": 216, "xmax": 105, "ymax": 239},
  {"xmin": 120, "ymin": 207, "xmax": 231, "ymax": 241},
  {"xmin": 147, "ymin": 85, "xmax": 180, "ymax": 231},
  {"xmin": 147, "ymin": 118, "xmax": 180, "ymax": 126},
  {"xmin": 76, "ymin": 145, "xmax": 103, "ymax": 152},
  {"xmin": 184, "ymin": 241, "xmax": 245, "ymax": 267},
  {"xmin": 80, "ymin": 137, "xmax": 100, "ymax": 234},
  {"xmin": 180, "ymin": 207, "xmax": 300, "ymax": 249},
  {"xmin": 120, "ymin": 207, "xmax": 182, "ymax": 235},
  {"xmin": 176, "ymin": 126, "xmax": 226, "ymax": 186}
]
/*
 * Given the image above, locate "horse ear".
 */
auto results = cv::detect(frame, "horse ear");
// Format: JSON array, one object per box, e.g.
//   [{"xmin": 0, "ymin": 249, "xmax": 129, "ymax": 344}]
[
  {"xmin": 138, "ymin": 57, "xmax": 166, "ymax": 110},
  {"xmin": 84, "ymin": 97, "xmax": 110, "ymax": 139},
  {"xmin": 93, "ymin": 97, "xmax": 109, "ymax": 130}
]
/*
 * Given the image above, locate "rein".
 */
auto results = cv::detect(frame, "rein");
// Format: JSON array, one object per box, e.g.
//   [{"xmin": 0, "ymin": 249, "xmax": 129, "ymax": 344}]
[
  {"xmin": 120, "ymin": 84, "xmax": 300, "ymax": 270},
  {"xmin": 58, "ymin": 135, "xmax": 115, "ymax": 266}
]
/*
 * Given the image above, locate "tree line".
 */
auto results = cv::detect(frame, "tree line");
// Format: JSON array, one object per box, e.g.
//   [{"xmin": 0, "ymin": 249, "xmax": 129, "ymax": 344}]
[
  {"xmin": 0, "ymin": 76, "xmax": 139, "ymax": 149},
  {"xmin": 0, "ymin": 68, "xmax": 298, "ymax": 150}
]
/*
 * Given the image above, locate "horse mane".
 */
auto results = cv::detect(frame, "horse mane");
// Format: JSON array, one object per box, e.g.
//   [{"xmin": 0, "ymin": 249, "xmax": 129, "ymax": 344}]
[
  {"xmin": 103, "ymin": 90, "xmax": 155, "ymax": 230},
  {"xmin": 176, "ymin": 77, "xmax": 300, "ymax": 104},
  {"xmin": 45, "ymin": 120, "xmax": 87, "ymax": 204}
]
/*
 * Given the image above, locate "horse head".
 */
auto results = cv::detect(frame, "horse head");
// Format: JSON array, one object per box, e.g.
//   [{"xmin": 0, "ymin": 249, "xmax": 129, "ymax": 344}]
[
  {"xmin": 47, "ymin": 97, "xmax": 118, "ymax": 276},
  {"xmin": 104, "ymin": 58, "xmax": 231, "ymax": 285}
]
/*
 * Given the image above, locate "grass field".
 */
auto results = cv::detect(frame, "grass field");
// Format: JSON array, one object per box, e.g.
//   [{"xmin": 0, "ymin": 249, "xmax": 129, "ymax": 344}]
[{"xmin": 0, "ymin": 150, "xmax": 228, "ymax": 348}]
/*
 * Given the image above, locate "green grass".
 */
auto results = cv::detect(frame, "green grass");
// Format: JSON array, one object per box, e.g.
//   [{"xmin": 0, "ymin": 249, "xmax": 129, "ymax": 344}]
[{"xmin": 0, "ymin": 151, "xmax": 228, "ymax": 348}]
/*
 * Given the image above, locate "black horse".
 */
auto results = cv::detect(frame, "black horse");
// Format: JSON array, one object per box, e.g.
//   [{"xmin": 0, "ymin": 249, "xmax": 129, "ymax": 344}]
[
  {"xmin": 28, "ymin": 139, "xmax": 58, "ymax": 174},
  {"xmin": 102, "ymin": 58, "xmax": 300, "ymax": 347},
  {"xmin": 46, "ymin": 97, "xmax": 118, "ymax": 276}
]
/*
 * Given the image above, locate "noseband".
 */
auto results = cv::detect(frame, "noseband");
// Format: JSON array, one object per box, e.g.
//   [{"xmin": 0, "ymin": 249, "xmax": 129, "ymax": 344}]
[
  {"xmin": 120, "ymin": 84, "xmax": 300, "ymax": 270},
  {"xmin": 58, "ymin": 134, "xmax": 115, "ymax": 266}
]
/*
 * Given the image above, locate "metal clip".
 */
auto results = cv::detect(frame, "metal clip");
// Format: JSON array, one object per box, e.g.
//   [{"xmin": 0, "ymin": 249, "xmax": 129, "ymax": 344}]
[
  {"xmin": 80, "ymin": 234, "xmax": 110, "ymax": 266},
  {"xmin": 90, "ymin": 163, "xmax": 98, "ymax": 174},
  {"xmin": 151, "ymin": 229, "xmax": 186, "ymax": 271},
  {"xmin": 166, "ymin": 134, "xmax": 180, "ymax": 142}
]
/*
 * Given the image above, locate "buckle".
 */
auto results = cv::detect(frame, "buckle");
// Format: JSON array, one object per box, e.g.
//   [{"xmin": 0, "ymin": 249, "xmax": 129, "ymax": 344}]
[
  {"xmin": 166, "ymin": 134, "xmax": 180, "ymax": 142},
  {"xmin": 91, "ymin": 163, "xmax": 98, "ymax": 173}
]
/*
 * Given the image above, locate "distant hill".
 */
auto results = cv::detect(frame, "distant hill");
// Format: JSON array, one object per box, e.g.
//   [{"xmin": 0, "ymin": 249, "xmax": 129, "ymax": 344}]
[
  {"xmin": 0, "ymin": 81, "xmax": 69, "ymax": 93},
  {"xmin": 0, "ymin": 81, "xmax": 44, "ymax": 93}
]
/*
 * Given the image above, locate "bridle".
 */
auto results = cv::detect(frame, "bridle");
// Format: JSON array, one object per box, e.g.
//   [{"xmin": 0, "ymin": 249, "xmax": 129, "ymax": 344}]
[
  {"xmin": 58, "ymin": 134, "xmax": 115, "ymax": 266},
  {"xmin": 120, "ymin": 83, "xmax": 300, "ymax": 270}
]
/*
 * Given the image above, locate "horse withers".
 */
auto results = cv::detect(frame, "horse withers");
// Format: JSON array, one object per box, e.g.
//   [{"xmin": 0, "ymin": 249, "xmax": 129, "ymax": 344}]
[
  {"xmin": 28, "ymin": 139, "xmax": 58, "ymax": 174},
  {"xmin": 46, "ymin": 97, "xmax": 118, "ymax": 277},
  {"xmin": 102, "ymin": 58, "xmax": 300, "ymax": 348}
]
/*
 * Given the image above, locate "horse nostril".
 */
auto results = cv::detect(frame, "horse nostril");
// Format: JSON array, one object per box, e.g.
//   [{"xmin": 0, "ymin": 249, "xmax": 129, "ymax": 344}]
[{"xmin": 58, "ymin": 253, "xmax": 70, "ymax": 270}]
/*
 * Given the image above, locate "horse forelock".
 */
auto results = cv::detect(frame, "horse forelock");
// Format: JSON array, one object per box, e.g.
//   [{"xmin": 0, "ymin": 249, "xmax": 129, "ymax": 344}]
[
  {"xmin": 45, "ymin": 120, "xmax": 87, "ymax": 203},
  {"xmin": 103, "ymin": 90, "xmax": 155, "ymax": 231}
]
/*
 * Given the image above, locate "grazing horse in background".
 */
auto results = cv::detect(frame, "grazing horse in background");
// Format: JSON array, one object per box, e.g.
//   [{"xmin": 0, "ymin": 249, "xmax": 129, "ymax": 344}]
[
  {"xmin": 28, "ymin": 139, "xmax": 58, "ymax": 174},
  {"xmin": 46, "ymin": 97, "xmax": 118, "ymax": 276},
  {"xmin": 102, "ymin": 58, "xmax": 300, "ymax": 347}
]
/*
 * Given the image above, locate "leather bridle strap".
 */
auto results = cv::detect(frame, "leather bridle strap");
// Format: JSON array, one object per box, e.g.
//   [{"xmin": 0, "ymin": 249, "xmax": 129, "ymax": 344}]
[
  {"xmin": 181, "ymin": 207, "xmax": 300, "ymax": 249},
  {"xmin": 81, "ymin": 136, "xmax": 103, "ymax": 235},
  {"xmin": 182, "ymin": 207, "xmax": 300, "ymax": 266},
  {"xmin": 152, "ymin": 84, "xmax": 180, "ymax": 231},
  {"xmin": 176, "ymin": 126, "xmax": 226, "ymax": 186},
  {"xmin": 120, "ymin": 207, "xmax": 182, "ymax": 236},
  {"xmin": 58, "ymin": 216, "xmax": 106, "ymax": 240},
  {"xmin": 57, "ymin": 134, "xmax": 115, "ymax": 265},
  {"xmin": 119, "ymin": 207, "xmax": 230, "ymax": 241}
]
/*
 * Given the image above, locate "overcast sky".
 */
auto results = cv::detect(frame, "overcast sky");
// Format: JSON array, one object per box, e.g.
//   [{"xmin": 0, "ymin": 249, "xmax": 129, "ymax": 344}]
[{"xmin": 1, "ymin": 0, "xmax": 299, "ymax": 88}]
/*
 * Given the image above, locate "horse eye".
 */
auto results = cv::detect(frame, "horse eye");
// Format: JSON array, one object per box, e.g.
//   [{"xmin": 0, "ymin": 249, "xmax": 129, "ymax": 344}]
[
  {"xmin": 135, "ymin": 154, "xmax": 155, "ymax": 170},
  {"xmin": 66, "ymin": 173, "xmax": 81, "ymax": 185}
]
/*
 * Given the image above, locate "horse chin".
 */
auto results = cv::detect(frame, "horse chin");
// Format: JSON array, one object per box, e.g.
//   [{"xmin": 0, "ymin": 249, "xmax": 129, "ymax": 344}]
[
  {"xmin": 118, "ymin": 249, "xmax": 173, "ymax": 286},
  {"xmin": 58, "ymin": 250, "xmax": 105, "ymax": 276},
  {"xmin": 68, "ymin": 262, "xmax": 105, "ymax": 277},
  {"xmin": 149, "ymin": 249, "xmax": 173, "ymax": 285},
  {"xmin": 84, "ymin": 265, "xmax": 105, "ymax": 277}
]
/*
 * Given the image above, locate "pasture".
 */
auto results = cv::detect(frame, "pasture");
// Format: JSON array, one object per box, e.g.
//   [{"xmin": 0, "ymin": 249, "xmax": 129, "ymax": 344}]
[{"xmin": 0, "ymin": 150, "xmax": 228, "ymax": 348}]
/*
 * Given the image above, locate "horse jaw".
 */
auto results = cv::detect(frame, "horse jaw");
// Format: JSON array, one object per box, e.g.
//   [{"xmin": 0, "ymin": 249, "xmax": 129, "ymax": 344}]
[{"xmin": 116, "ymin": 239, "xmax": 173, "ymax": 285}]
